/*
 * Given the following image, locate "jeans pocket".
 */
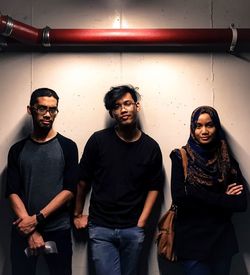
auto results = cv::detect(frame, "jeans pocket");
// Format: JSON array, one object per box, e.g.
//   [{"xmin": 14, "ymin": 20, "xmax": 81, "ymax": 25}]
[{"xmin": 129, "ymin": 226, "xmax": 145, "ymax": 243}]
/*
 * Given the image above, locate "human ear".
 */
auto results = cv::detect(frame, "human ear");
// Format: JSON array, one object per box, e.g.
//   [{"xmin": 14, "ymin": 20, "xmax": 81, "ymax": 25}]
[
  {"xmin": 136, "ymin": 102, "xmax": 141, "ymax": 111},
  {"xmin": 27, "ymin": 106, "xmax": 32, "ymax": 115}
]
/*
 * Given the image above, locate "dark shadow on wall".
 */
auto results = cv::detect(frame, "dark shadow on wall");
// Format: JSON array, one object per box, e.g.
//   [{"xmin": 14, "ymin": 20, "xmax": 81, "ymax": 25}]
[
  {"xmin": 72, "ymin": 227, "xmax": 94, "ymax": 275},
  {"xmin": 231, "ymin": 52, "xmax": 250, "ymax": 63},
  {"xmin": 155, "ymin": 176, "xmax": 184, "ymax": 275},
  {"xmin": 0, "ymin": 115, "xmax": 32, "ymax": 275},
  {"xmin": 225, "ymin": 130, "xmax": 250, "ymax": 275},
  {"xmin": 0, "ymin": 167, "xmax": 12, "ymax": 275},
  {"xmin": 139, "ymin": 187, "xmax": 164, "ymax": 275},
  {"xmin": 230, "ymin": 179, "xmax": 250, "ymax": 275}
]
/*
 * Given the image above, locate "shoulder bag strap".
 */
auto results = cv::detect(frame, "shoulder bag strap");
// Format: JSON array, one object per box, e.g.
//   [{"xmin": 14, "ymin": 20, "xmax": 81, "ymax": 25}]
[{"xmin": 179, "ymin": 148, "xmax": 188, "ymax": 181}]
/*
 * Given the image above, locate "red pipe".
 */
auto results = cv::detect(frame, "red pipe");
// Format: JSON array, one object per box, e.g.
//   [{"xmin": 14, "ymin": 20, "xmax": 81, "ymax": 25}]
[
  {"xmin": 49, "ymin": 29, "xmax": 231, "ymax": 45},
  {"xmin": 1, "ymin": 14, "xmax": 250, "ymax": 50},
  {"xmin": 0, "ymin": 15, "xmax": 40, "ymax": 44}
]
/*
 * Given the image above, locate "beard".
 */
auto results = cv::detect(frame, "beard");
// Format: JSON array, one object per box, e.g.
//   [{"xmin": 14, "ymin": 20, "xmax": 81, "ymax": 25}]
[{"xmin": 33, "ymin": 119, "xmax": 53, "ymax": 134}]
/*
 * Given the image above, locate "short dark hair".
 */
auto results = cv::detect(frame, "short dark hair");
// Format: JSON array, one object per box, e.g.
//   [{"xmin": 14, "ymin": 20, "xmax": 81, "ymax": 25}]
[
  {"xmin": 104, "ymin": 85, "xmax": 140, "ymax": 111},
  {"xmin": 29, "ymin": 88, "xmax": 59, "ymax": 106}
]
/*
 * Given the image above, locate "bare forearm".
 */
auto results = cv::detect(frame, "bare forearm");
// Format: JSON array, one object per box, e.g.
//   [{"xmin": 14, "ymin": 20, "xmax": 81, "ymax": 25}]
[
  {"xmin": 40, "ymin": 190, "xmax": 73, "ymax": 218},
  {"xmin": 138, "ymin": 190, "xmax": 159, "ymax": 227},
  {"xmin": 74, "ymin": 180, "xmax": 89, "ymax": 216},
  {"xmin": 9, "ymin": 194, "xmax": 36, "ymax": 234},
  {"xmin": 9, "ymin": 194, "xmax": 29, "ymax": 218}
]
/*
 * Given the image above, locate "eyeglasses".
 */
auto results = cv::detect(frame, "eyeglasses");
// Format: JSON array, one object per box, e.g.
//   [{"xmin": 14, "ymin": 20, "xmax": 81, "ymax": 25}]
[
  {"xmin": 112, "ymin": 100, "xmax": 136, "ymax": 112},
  {"xmin": 32, "ymin": 105, "xmax": 59, "ymax": 116}
]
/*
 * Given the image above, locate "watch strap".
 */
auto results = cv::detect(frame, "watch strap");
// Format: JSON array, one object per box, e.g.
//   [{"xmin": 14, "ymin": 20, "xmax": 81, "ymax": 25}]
[{"xmin": 36, "ymin": 212, "xmax": 45, "ymax": 224}]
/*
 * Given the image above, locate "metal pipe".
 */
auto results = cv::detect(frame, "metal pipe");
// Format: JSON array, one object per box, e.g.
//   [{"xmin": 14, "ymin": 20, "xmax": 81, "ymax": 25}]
[
  {"xmin": 0, "ymin": 15, "xmax": 40, "ymax": 44},
  {"xmin": 1, "ymin": 13, "xmax": 250, "ymax": 51},
  {"xmin": 48, "ymin": 29, "xmax": 232, "ymax": 45}
]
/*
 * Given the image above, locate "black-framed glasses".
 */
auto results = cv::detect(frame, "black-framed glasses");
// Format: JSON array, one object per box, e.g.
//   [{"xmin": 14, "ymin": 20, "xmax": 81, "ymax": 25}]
[
  {"xmin": 32, "ymin": 105, "xmax": 59, "ymax": 116},
  {"xmin": 112, "ymin": 100, "xmax": 136, "ymax": 112}
]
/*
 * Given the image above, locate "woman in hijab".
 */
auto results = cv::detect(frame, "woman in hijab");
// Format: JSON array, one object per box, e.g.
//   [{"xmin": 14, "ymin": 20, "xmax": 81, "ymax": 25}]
[{"xmin": 170, "ymin": 106, "xmax": 247, "ymax": 275}]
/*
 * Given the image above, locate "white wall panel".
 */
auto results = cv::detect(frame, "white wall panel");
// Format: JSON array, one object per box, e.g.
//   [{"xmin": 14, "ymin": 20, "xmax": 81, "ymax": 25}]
[
  {"xmin": 1, "ymin": 0, "xmax": 250, "ymax": 274},
  {"xmin": 0, "ymin": 53, "xmax": 32, "ymax": 275},
  {"xmin": 122, "ymin": 0, "xmax": 211, "ymax": 28}
]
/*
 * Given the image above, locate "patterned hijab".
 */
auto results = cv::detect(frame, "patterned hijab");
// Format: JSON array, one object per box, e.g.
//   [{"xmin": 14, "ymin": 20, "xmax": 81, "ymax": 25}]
[{"xmin": 184, "ymin": 106, "xmax": 233, "ymax": 186}]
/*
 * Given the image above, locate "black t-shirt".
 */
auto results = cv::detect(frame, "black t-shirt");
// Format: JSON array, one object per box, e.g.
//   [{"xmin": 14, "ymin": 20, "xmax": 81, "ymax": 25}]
[
  {"xmin": 6, "ymin": 133, "xmax": 78, "ymax": 232},
  {"xmin": 79, "ymin": 127, "xmax": 164, "ymax": 228}
]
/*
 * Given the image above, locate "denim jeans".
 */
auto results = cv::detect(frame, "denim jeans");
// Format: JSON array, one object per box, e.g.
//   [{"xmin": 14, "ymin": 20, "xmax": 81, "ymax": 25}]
[
  {"xmin": 88, "ymin": 223, "xmax": 145, "ymax": 275},
  {"xmin": 181, "ymin": 257, "xmax": 232, "ymax": 275},
  {"xmin": 11, "ymin": 227, "xmax": 72, "ymax": 275}
]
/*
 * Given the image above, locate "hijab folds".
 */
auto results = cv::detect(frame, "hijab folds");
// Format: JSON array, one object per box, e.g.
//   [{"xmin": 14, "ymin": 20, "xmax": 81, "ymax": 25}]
[{"xmin": 184, "ymin": 106, "xmax": 237, "ymax": 187}]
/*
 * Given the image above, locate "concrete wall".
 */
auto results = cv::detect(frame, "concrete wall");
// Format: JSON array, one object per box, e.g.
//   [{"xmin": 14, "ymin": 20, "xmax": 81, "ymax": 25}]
[{"xmin": 0, "ymin": 0, "xmax": 250, "ymax": 274}]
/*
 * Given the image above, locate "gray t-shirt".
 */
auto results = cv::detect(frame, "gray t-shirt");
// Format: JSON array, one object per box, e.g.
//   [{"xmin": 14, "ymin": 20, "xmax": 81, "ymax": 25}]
[{"xmin": 7, "ymin": 133, "xmax": 78, "ymax": 232}]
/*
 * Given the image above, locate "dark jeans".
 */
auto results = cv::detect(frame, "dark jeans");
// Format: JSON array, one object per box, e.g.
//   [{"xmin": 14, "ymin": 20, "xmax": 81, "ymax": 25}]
[
  {"xmin": 11, "ymin": 227, "xmax": 72, "ymax": 275},
  {"xmin": 181, "ymin": 257, "xmax": 232, "ymax": 275}
]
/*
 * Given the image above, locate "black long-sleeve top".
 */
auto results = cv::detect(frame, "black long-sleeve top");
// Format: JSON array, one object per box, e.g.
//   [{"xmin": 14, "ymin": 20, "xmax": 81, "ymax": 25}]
[{"xmin": 170, "ymin": 149, "xmax": 247, "ymax": 260}]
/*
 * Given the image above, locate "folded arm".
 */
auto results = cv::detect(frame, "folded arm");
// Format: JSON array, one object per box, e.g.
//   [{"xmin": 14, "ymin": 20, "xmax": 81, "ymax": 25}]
[
  {"xmin": 11, "ymin": 190, "xmax": 73, "ymax": 235},
  {"xmin": 170, "ymin": 150, "xmax": 247, "ymax": 212}
]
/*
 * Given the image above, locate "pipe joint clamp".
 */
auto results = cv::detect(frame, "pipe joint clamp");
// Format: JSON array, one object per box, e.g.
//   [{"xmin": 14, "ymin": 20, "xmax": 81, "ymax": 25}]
[
  {"xmin": 2, "ymin": 16, "xmax": 14, "ymax": 37},
  {"xmin": 230, "ymin": 24, "xmax": 238, "ymax": 52},
  {"xmin": 42, "ymin": 26, "xmax": 51, "ymax": 47}
]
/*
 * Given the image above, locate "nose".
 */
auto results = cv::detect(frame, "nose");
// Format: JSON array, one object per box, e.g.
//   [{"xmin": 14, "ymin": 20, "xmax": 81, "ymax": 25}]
[
  {"xmin": 201, "ymin": 126, "xmax": 208, "ymax": 134},
  {"xmin": 120, "ymin": 104, "xmax": 128, "ymax": 111},
  {"xmin": 43, "ymin": 110, "xmax": 51, "ymax": 117}
]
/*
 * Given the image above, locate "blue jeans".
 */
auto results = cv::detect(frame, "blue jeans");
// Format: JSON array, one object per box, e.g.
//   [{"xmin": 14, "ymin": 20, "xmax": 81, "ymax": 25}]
[
  {"xmin": 11, "ymin": 227, "xmax": 72, "ymax": 275},
  {"xmin": 88, "ymin": 223, "xmax": 145, "ymax": 275},
  {"xmin": 181, "ymin": 257, "xmax": 232, "ymax": 275}
]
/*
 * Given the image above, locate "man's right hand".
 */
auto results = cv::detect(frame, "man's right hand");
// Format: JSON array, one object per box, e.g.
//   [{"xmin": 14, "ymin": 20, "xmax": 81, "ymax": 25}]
[{"xmin": 74, "ymin": 214, "xmax": 88, "ymax": 229}]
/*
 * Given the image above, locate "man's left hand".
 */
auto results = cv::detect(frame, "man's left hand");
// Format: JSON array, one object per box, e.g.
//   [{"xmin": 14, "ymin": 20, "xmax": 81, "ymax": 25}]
[{"xmin": 13, "ymin": 215, "xmax": 37, "ymax": 235}]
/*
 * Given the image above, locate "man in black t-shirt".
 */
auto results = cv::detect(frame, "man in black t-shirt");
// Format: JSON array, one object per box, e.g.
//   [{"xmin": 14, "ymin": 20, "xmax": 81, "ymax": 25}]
[
  {"xmin": 6, "ymin": 88, "xmax": 78, "ymax": 275},
  {"xmin": 74, "ymin": 85, "xmax": 164, "ymax": 275}
]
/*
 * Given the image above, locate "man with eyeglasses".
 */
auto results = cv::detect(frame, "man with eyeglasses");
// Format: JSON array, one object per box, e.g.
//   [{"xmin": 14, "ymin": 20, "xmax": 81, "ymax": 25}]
[
  {"xmin": 6, "ymin": 88, "xmax": 78, "ymax": 275},
  {"xmin": 74, "ymin": 85, "xmax": 164, "ymax": 275}
]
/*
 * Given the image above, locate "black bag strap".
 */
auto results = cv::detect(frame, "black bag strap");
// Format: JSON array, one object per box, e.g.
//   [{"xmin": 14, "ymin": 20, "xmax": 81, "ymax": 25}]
[
  {"xmin": 164, "ymin": 148, "xmax": 188, "ymax": 218},
  {"xmin": 179, "ymin": 148, "xmax": 188, "ymax": 181}
]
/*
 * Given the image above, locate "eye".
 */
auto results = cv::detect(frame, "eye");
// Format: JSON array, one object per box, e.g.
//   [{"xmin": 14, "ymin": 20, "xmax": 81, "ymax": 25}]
[
  {"xmin": 196, "ymin": 123, "xmax": 202, "ymax": 129},
  {"xmin": 206, "ymin": 122, "xmax": 215, "ymax": 128},
  {"xmin": 113, "ymin": 104, "xmax": 120, "ymax": 110},
  {"xmin": 49, "ymin": 107, "xmax": 58, "ymax": 114},
  {"xmin": 38, "ymin": 106, "xmax": 47, "ymax": 111},
  {"xmin": 123, "ymin": 101, "xmax": 132, "ymax": 107}
]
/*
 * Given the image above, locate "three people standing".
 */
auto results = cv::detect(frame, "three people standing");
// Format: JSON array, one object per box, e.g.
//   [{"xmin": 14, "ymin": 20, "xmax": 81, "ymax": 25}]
[{"xmin": 6, "ymin": 87, "xmax": 246, "ymax": 275}]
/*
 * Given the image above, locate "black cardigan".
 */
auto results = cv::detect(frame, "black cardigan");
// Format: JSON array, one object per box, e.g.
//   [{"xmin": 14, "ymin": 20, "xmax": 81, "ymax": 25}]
[{"xmin": 170, "ymin": 149, "xmax": 247, "ymax": 261}]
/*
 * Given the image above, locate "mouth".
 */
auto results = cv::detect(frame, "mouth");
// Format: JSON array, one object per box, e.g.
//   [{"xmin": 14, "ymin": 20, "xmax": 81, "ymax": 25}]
[
  {"xmin": 200, "ymin": 136, "xmax": 210, "ymax": 141},
  {"xmin": 121, "ymin": 115, "xmax": 130, "ymax": 120},
  {"xmin": 41, "ymin": 120, "xmax": 52, "ymax": 125}
]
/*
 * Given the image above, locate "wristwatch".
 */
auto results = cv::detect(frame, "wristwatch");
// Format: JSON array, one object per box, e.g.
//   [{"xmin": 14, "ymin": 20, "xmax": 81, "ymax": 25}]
[{"xmin": 36, "ymin": 212, "xmax": 45, "ymax": 224}]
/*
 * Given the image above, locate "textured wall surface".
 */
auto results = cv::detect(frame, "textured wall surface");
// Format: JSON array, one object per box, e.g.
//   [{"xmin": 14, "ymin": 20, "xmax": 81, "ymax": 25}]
[{"xmin": 1, "ymin": 1, "xmax": 250, "ymax": 274}]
